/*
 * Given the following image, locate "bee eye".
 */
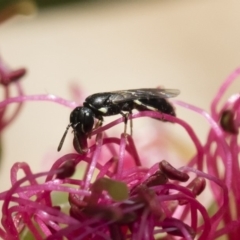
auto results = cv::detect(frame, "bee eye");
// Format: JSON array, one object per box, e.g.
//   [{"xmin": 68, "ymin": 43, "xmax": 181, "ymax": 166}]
[{"xmin": 79, "ymin": 108, "xmax": 94, "ymax": 134}]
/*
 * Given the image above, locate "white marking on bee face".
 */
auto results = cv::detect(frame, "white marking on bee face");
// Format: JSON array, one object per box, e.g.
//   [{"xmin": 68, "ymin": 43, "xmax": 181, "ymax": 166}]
[{"xmin": 98, "ymin": 107, "xmax": 108, "ymax": 113}]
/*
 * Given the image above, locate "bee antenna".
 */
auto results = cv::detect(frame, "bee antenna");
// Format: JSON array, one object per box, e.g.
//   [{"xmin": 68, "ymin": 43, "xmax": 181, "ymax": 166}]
[{"xmin": 57, "ymin": 124, "xmax": 71, "ymax": 151}]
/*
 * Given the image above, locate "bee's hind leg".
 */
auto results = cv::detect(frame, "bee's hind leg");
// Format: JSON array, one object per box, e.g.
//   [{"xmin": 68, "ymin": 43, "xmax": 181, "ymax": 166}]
[
  {"xmin": 120, "ymin": 111, "xmax": 133, "ymax": 136},
  {"xmin": 88, "ymin": 116, "xmax": 103, "ymax": 139}
]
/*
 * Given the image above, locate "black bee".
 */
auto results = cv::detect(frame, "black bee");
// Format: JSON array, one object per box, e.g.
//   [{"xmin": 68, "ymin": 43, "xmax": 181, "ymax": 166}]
[{"xmin": 58, "ymin": 88, "xmax": 180, "ymax": 153}]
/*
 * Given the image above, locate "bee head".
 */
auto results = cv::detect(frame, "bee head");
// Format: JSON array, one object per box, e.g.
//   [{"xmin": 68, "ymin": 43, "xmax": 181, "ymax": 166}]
[
  {"xmin": 70, "ymin": 107, "xmax": 95, "ymax": 134},
  {"xmin": 57, "ymin": 107, "xmax": 94, "ymax": 152}
]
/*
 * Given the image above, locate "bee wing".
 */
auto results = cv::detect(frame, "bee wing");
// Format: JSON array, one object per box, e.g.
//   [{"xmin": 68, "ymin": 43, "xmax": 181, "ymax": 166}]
[{"xmin": 110, "ymin": 88, "xmax": 180, "ymax": 104}]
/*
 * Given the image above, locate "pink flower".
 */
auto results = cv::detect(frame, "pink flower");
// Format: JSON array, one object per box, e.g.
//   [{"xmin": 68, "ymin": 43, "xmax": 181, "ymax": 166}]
[{"xmin": 0, "ymin": 68, "xmax": 240, "ymax": 239}]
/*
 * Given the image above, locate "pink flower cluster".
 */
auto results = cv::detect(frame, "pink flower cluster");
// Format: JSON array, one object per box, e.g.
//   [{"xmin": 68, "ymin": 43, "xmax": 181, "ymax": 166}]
[{"xmin": 0, "ymin": 62, "xmax": 240, "ymax": 239}]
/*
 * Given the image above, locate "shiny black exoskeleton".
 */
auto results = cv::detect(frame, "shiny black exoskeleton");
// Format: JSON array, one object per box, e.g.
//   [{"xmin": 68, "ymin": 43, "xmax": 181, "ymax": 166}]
[{"xmin": 58, "ymin": 88, "xmax": 180, "ymax": 153}]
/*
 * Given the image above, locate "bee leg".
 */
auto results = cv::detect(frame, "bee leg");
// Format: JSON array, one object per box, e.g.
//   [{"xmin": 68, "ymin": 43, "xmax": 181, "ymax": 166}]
[
  {"xmin": 88, "ymin": 117, "xmax": 103, "ymax": 139},
  {"xmin": 94, "ymin": 119, "xmax": 103, "ymax": 130},
  {"xmin": 127, "ymin": 110, "xmax": 133, "ymax": 135},
  {"xmin": 130, "ymin": 114, "xmax": 133, "ymax": 136},
  {"xmin": 120, "ymin": 111, "xmax": 132, "ymax": 136}
]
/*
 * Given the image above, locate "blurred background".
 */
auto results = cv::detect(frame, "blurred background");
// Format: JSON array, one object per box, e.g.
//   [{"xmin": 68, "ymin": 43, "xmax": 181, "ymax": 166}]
[{"xmin": 0, "ymin": 0, "xmax": 240, "ymax": 193}]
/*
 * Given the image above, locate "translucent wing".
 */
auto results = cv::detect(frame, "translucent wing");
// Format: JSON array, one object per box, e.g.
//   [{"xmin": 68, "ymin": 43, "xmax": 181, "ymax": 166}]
[{"xmin": 109, "ymin": 88, "xmax": 180, "ymax": 104}]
